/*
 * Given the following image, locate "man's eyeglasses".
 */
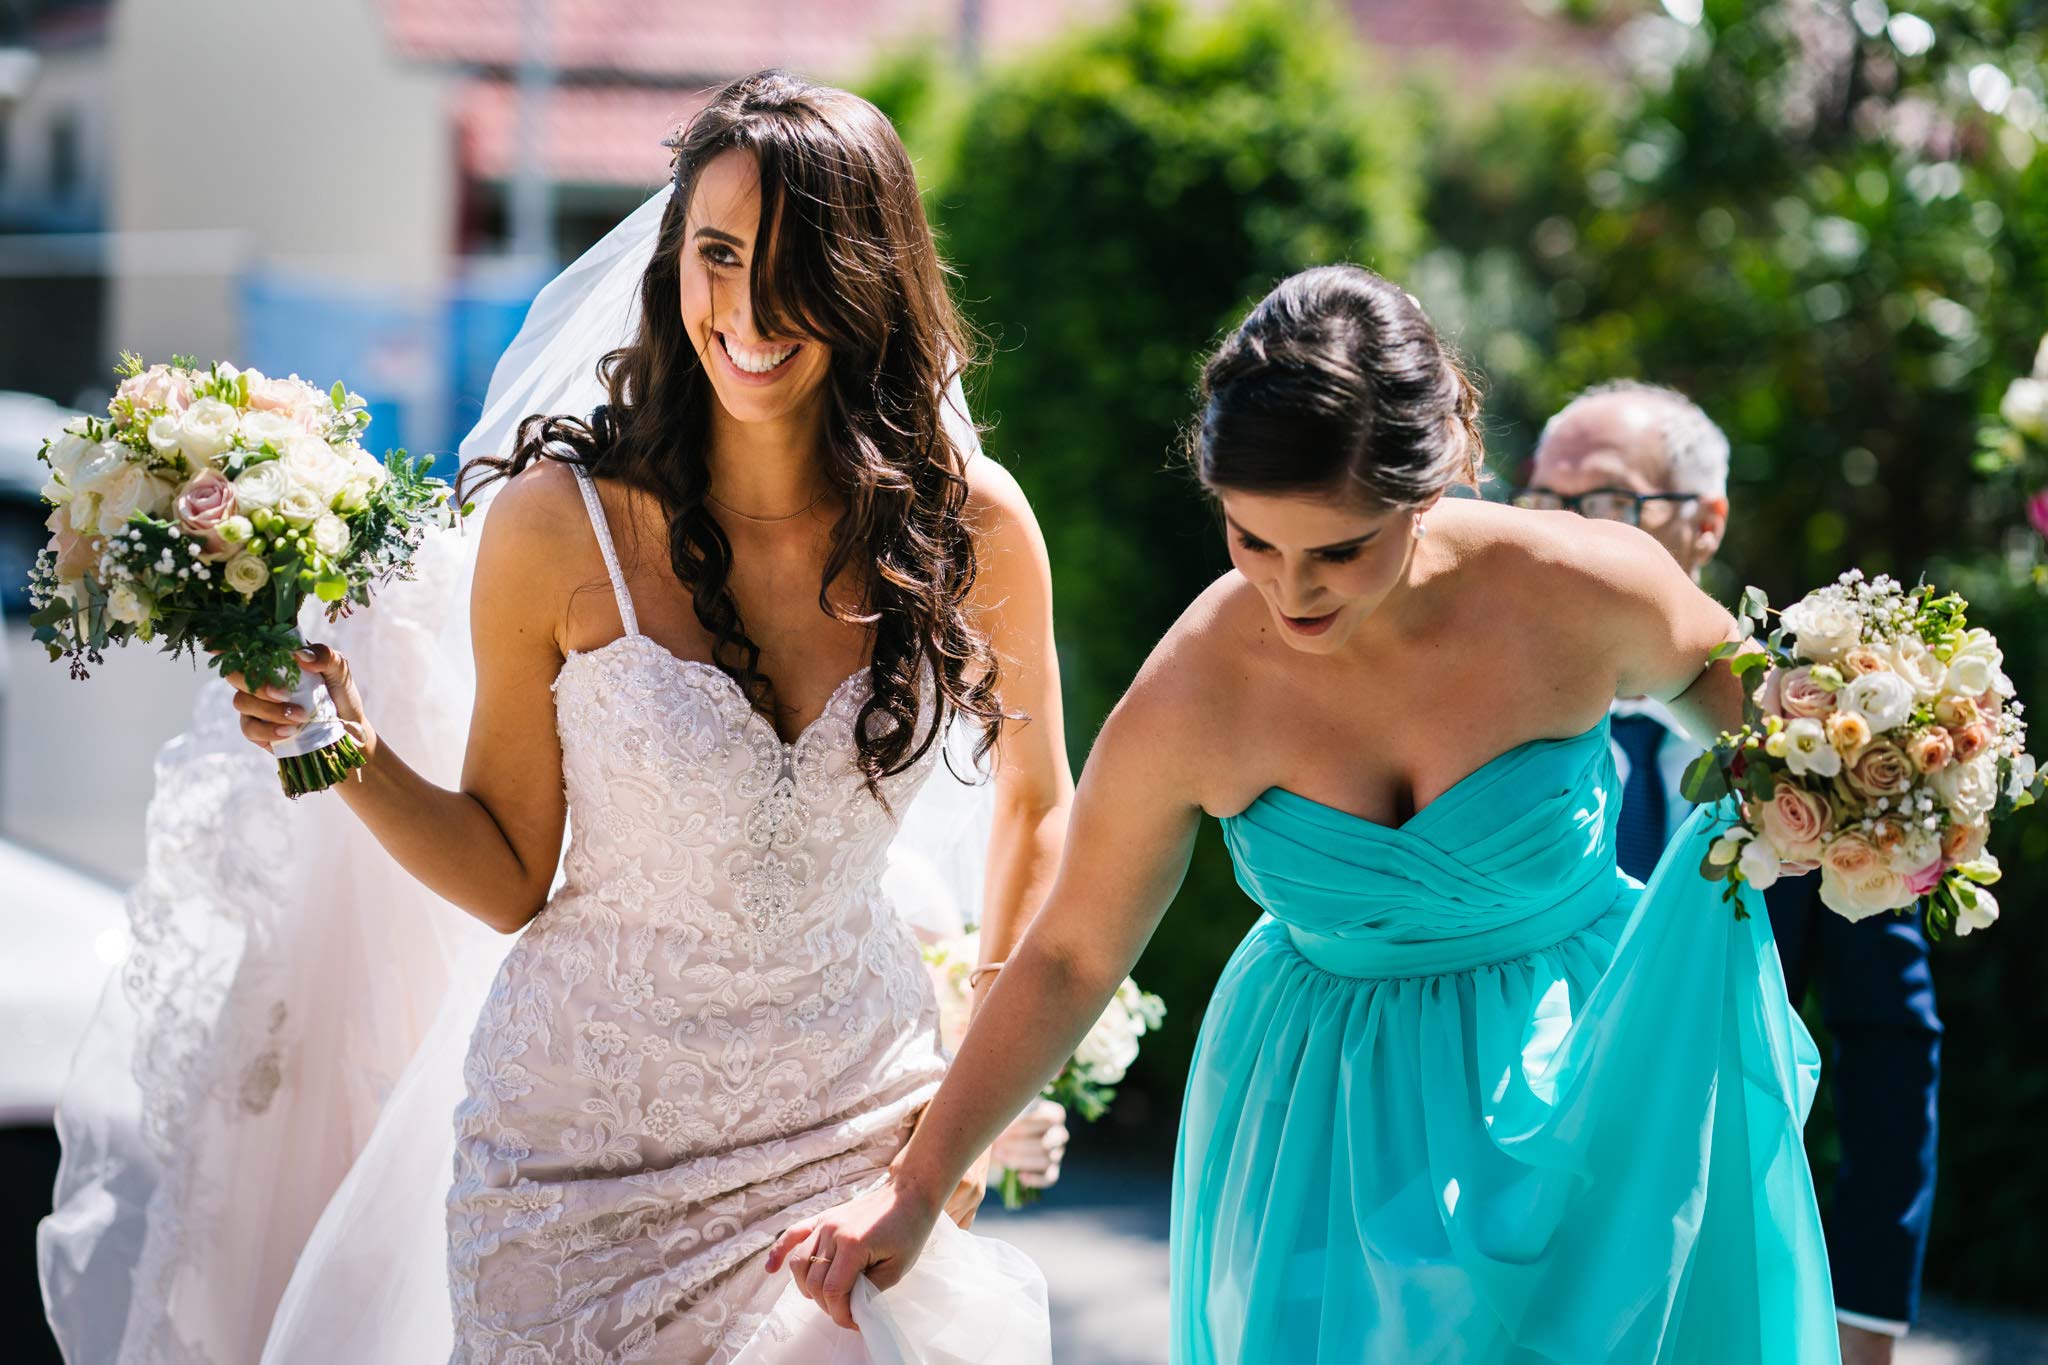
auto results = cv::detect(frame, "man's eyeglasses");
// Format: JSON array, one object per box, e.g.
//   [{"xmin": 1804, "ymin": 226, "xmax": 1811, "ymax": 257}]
[{"xmin": 1510, "ymin": 487, "xmax": 1700, "ymax": 526}]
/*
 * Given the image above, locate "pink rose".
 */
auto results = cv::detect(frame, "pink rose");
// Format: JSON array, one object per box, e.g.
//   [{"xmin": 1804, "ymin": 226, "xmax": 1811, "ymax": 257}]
[
  {"xmin": 1819, "ymin": 831, "xmax": 1909, "ymax": 920},
  {"xmin": 1934, "ymin": 695, "xmax": 1979, "ymax": 728},
  {"xmin": 1842, "ymin": 647, "xmax": 1892, "ymax": 677},
  {"xmin": 1904, "ymin": 727, "xmax": 1954, "ymax": 774},
  {"xmin": 1903, "ymin": 853, "xmax": 1944, "ymax": 898},
  {"xmin": 1759, "ymin": 778, "xmax": 1831, "ymax": 861},
  {"xmin": 1754, "ymin": 666, "xmax": 1785, "ymax": 716},
  {"xmin": 2028, "ymin": 488, "xmax": 2048, "ymax": 540},
  {"xmin": 1950, "ymin": 721, "xmax": 1994, "ymax": 764},
  {"xmin": 1778, "ymin": 666, "xmax": 1836, "ymax": 721},
  {"xmin": 51, "ymin": 525, "xmax": 100, "ymax": 579},
  {"xmin": 1845, "ymin": 740, "xmax": 1914, "ymax": 800},
  {"xmin": 248, "ymin": 375, "xmax": 307, "ymax": 413},
  {"xmin": 174, "ymin": 468, "xmax": 239, "ymax": 558},
  {"xmin": 1942, "ymin": 821, "xmax": 1987, "ymax": 867}
]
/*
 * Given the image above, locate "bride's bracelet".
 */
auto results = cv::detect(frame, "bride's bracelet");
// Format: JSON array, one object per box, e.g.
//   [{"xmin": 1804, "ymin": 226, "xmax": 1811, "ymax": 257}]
[{"xmin": 967, "ymin": 961, "xmax": 1005, "ymax": 990}]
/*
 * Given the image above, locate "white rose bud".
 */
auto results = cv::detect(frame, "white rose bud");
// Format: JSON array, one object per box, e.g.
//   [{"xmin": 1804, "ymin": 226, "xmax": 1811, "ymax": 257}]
[
  {"xmin": 223, "ymin": 553, "xmax": 271, "ymax": 596},
  {"xmin": 178, "ymin": 397, "xmax": 241, "ymax": 462},
  {"xmin": 218, "ymin": 514, "xmax": 254, "ymax": 545},
  {"xmin": 1780, "ymin": 594, "xmax": 1861, "ymax": 662},
  {"xmin": 278, "ymin": 485, "xmax": 325, "ymax": 525},
  {"xmin": 147, "ymin": 414, "xmax": 185, "ymax": 456},
  {"xmin": 1708, "ymin": 829, "xmax": 1753, "ymax": 866},
  {"xmin": 1954, "ymin": 885, "xmax": 2000, "ymax": 936},
  {"xmin": 233, "ymin": 460, "xmax": 289, "ymax": 510},
  {"xmin": 2000, "ymin": 376, "xmax": 2048, "ymax": 441},
  {"xmin": 106, "ymin": 582, "xmax": 152, "ymax": 626},
  {"xmin": 1738, "ymin": 835, "xmax": 1783, "ymax": 891},
  {"xmin": 311, "ymin": 513, "xmax": 351, "ymax": 557}
]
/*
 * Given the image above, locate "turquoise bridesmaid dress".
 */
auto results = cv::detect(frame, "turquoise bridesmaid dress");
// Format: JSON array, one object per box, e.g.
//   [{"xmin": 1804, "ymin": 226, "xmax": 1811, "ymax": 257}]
[{"xmin": 1171, "ymin": 718, "xmax": 1839, "ymax": 1363}]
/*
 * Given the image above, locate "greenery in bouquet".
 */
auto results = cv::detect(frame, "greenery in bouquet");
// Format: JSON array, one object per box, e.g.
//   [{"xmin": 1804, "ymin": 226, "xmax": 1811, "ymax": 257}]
[
  {"xmin": 1683, "ymin": 572, "xmax": 2042, "ymax": 936},
  {"xmin": 24, "ymin": 353, "xmax": 465, "ymax": 794}
]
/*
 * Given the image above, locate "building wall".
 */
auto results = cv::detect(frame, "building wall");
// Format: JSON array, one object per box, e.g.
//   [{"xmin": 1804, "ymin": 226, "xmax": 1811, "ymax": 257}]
[
  {"xmin": 109, "ymin": 0, "xmax": 455, "ymax": 365},
  {"xmin": 0, "ymin": 39, "xmax": 110, "ymax": 230}
]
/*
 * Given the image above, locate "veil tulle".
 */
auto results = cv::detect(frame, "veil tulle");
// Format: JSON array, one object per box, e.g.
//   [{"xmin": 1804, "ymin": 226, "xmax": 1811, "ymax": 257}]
[{"xmin": 39, "ymin": 185, "xmax": 999, "ymax": 1363}]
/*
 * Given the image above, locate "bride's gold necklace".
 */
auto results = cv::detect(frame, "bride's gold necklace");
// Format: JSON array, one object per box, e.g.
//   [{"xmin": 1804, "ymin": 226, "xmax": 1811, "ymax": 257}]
[{"xmin": 705, "ymin": 488, "xmax": 826, "ymax": 523}]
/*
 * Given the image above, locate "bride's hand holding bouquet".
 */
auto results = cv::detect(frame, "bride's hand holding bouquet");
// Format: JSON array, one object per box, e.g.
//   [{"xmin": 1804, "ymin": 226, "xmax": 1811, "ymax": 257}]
[{"xmin": 28, "ymin": 353, "xmax": 464, "ymax": 795}]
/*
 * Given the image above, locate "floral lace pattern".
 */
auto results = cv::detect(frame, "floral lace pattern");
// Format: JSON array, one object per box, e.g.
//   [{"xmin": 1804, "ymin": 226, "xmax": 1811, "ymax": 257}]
[{"xmin": 446, "ymin": 472, "xmax": 946, "ymax": 1364}]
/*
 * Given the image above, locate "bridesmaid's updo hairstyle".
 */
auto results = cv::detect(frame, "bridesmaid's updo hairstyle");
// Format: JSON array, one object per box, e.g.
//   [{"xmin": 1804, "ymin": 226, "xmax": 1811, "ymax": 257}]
[{"xmin": 1194, "ymin": 265, "xmax": 1484, "ymax": 509}]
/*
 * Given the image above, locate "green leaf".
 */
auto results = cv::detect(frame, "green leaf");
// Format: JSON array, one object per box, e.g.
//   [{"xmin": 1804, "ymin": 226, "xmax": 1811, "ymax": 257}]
[
  {"xmin": 1739, "ymin": 585, "xmax": 1769, "ymax": 621},
  {"xmin": 1729, "ymin": 651, "xmax": 1771, "ymax": 679},
  {"xmin": 1681, "ymin": 751, "xmax": 1730, "ymax": 802},
  {"xmin": 331, "ymin": 380, "xmax": 348, "ymax": 410}
]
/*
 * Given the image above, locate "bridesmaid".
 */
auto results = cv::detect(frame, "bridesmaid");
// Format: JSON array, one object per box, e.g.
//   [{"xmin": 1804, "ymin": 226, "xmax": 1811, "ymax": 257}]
[{"xmin": 772, "ymin": 265, "xmax": 1839, "ymax": 1362}]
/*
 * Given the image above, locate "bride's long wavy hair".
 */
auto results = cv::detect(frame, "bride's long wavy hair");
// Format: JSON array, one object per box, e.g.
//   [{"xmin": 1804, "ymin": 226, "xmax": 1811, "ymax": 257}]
[{"xmin": 460, "ymin": 69, "xmax": 1001, "ymax": 792}]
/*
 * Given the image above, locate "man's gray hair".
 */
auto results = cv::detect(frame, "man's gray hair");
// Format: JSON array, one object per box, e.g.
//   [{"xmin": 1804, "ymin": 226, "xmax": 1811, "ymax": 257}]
[{"xmin": 1538, "ymin": 380, "xmax": 1729, "ymax": 498}]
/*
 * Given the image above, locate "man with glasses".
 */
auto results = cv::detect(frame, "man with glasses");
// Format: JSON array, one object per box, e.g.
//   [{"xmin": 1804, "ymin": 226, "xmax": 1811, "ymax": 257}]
[{"xmin": 1526, "ymin": 381, "xmax": 1940, "ymax": 1365}]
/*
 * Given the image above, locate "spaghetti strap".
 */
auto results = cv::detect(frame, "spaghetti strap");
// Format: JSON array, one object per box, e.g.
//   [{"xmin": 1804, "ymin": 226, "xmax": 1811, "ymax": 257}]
[{"xmin": 568, "ymin": 464, "xmax": 640, "ymax": 636}]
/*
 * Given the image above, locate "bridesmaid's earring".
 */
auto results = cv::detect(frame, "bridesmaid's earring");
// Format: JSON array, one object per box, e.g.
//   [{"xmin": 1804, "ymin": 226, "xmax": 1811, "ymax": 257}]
[{"xmin": 1413, "ymin": 519, "xmax": 1428, "ymax": 539}]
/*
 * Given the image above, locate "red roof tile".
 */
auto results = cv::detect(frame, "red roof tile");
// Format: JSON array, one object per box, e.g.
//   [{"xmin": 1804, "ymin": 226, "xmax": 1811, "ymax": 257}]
[
  {"xmin": 456, "ymin": 79, "xmax": 706, "ymax": 185},
  {"xmin": 382, "ymin": 0, "xmax": 1117, "ymax": 80}
]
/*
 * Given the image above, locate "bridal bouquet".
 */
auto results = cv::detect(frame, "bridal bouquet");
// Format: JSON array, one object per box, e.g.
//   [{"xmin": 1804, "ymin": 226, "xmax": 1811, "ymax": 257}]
[
  {"xmin": 25, "ymin": 354, "xmax": 463, "ymax": 796},
  {"xmin": 1684, "ymin": 571, "xmax": 2041, "ymax": 936},
  {"xmin": 923, "ymin": 932, "xmax": 1166, "ymax": 1209}
]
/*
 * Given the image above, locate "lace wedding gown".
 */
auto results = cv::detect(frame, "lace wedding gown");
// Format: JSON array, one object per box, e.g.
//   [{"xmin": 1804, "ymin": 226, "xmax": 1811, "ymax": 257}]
[{"xmin": 441, "ymin": 465, "xmax": 1043, "ymax": 1362}]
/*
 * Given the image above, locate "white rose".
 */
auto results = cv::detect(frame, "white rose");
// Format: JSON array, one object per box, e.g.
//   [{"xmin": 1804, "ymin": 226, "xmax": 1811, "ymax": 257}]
[
  {"xmin": 233, "ymin": 460, "xmax": 289, "ymax": 510},
  {"xmin": 1887, "ymin": 637, "xmax": 1947, "ymax": 701},
  {"xmin": 1737, "ymin": 835, "xmax": 1783, "ymax": 891},
  {"xmin": 1954, "ymin": 885, "xmax": 2000, "ymax": 936},
  {"xmin": 282, "ymin": 435, "xmax": 347, "ymax": 501},
  {"xmin": 86, "ymin": 463, "xmax": 174, "ymax": 533},
  {"xmin": 239, "ymin": 410, "xmax": 299, "ymax": 451},
  {"xmin": 178, "ymin": 397, "xmax": 241, "ymax": 462},
  {"xmin": 311, "ymin": 513, "xmax": 351, "ymax": 557},
  {"xmin": 106, "ymin": 582, "xmax": 152, "ymax": 626},
  {"xmin": 1839, "ymin": 671, "xmax": 1915, "ymax": 733},
  {"xmin": 1782, "ymin": 718, "xmax": 1844, "ymax": 778},
  {"xmin": 1074, "ymin": 1005, "xmax": 1141, "ymax": 1085},
  {"xmin": 1780, "ymin": 594, "xmax": 1861, "ymax": 662},
  {"xmin": 44, "ymin": 424, "xmax": 97, "ymax": 482},
  {"xmin": 146, "ymin": 414, "xmax": 185, "ymax": 456},
  {"xmin": 1932, "ymin": 754, "xmax": 1999, "ymax": 822},
  {"xmin": 278, "ymin": 485, "xmax": 325, "ymax": 525},
  {"xmin": 223, "ymin": 553, "xmax": 271, "ymax": 596},
  {"xmin": 2000, "ymin": 376, "xmax": 2048, "ymax": 440},
  {"xmin": 1944, "ymin": 629, "xmax": 2003, "ymax": 698}
]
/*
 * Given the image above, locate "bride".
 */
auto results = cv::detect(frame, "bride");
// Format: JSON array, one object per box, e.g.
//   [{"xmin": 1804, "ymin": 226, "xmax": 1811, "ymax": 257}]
[{"xmin": 41, "ymin": 70, "xmax": 1072, "ymax": 1363}]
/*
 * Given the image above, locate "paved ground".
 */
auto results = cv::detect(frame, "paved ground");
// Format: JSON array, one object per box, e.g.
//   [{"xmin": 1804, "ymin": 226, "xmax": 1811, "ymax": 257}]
[{"xmin": 7, "ymin": 617, "xmax": 2048, "ymax": 1363}]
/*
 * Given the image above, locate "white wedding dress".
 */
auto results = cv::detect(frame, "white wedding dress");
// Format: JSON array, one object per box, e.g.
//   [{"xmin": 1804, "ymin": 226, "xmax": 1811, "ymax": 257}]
[
  {"xmin": 38, "ymin": 180, "xmax": 1041, "ymax": 1364},
  {"xmin": 439, "ymin": 466, "xmax": 1042, "ymax": 1362}
]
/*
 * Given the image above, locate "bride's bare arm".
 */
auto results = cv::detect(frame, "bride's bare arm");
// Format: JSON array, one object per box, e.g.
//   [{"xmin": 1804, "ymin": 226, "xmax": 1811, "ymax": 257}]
[
  {"xmin": 964, "ymin": 459, "xmax": 1074, "ymax": 1007},
  {"xmin": 225, "ymin": 463, "xmax": 576, "ymax": 933},
  {"xmin": 766, "ymin": 634, "xmax": 1211, "ymax": 1326}
]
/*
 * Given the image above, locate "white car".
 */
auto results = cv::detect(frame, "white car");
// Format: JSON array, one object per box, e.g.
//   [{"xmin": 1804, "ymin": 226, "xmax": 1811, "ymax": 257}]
[{"xmin": 0, "ymin": 390, "xmax": 86, "ymax": 614}]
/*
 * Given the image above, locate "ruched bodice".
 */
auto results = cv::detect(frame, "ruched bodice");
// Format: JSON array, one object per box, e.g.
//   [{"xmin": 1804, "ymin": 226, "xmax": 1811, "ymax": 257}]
[
  {"xmin": 1173, "ymin": 718, "xmax": 1841, "ymax": 1364},
  {"xmin": 1224, "ymin": 721, "xmax": 1626, "ymax": 978}
]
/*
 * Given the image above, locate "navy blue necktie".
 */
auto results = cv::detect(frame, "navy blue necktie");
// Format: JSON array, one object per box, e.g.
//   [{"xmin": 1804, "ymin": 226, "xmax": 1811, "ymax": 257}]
[{"xmin": 1612, "ymin": 713, "xmax": 1669, "ymax": 883}]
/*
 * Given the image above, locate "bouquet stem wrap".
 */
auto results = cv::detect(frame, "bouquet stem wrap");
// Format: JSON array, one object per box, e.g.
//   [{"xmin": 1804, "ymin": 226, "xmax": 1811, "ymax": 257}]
[{"xmin": 269, "ymin": 639, "xmax": 364, "ymax": 796}]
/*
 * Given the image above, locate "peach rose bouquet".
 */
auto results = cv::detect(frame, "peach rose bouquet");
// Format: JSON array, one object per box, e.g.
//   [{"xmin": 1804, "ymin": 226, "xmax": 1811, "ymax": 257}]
[
  {"xmin": 1685, "ymin": 571, "xmax": 2040, "ymax": 936},
  {"xmin": 25, "ymin": 353, "xmax": 466, "ymax": 796}
]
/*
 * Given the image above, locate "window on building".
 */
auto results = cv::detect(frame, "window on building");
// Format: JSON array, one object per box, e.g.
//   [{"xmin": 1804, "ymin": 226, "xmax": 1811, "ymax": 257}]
[{"xmin": 49, "ymin": 111, "xmax": 80, "ymax": 199}]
